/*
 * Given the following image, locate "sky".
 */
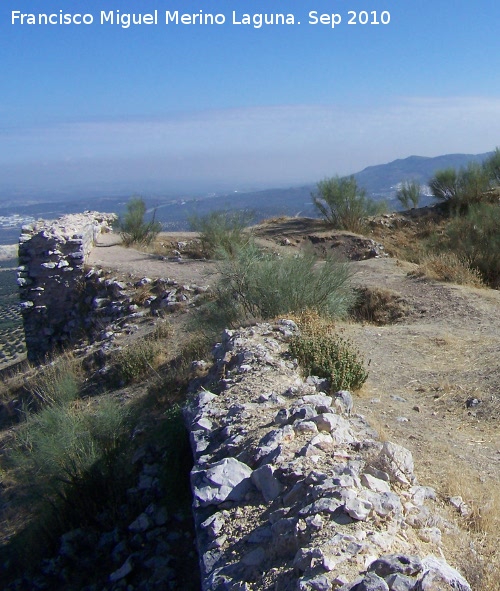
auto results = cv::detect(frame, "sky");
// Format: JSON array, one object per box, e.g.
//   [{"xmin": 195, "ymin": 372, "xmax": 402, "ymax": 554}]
[{"xmin": 2, "ymin": 0, "xmax": 500, "ymax": 196}]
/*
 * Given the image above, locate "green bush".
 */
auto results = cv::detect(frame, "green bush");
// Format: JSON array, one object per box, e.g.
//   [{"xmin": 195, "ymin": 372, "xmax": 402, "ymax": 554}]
[
  {"xmin": 289, "ymin": 331, "xmax": 368, "ymax": 391},
  {"xmin": 484, "ymin": 147, "xmax": 500, "ymax": 185},
  {"xmin": 429, "ymin": 163, "xmax": 491, "ymax": 212},
  {"xmin": 312, "ymin": 175, "xmax": 382, "ymax": 232},
  {"xmin": 28, "ymin": 354, "xmax": 83, "ymax": 407},
  {"xmin": 188, "ymin": 209, "xmax": 253, "ymax": 258},
  {"xmin": 116, "ymin": 197, "xmax": 162, "ymax": 246},
  {"xmin": 199, "ymin": 243, "xmax": 355, "ymax": 332},
  {"xmin": 396, "ymin": 179, "xmax": 421, "ymax": 209},
  {"xmin": 12, "ymin": 398, "xmax": 129, "ymax": 499},
  {"xmin": 442, "ymin": 203, "xmax": 500, "ymax": 287}
]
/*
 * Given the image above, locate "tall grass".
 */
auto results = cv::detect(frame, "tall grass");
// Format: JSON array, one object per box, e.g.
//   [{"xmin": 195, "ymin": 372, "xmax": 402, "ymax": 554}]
[
  {"xmin": 441, "ymin": 465, "xmax": 500, "ymax": 591},
  {"xmin": 411, "ymin": 252, "xmax": 485, "ymax": 288}
]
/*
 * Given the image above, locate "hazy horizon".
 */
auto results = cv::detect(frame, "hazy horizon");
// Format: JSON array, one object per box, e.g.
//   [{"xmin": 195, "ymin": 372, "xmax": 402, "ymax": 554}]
[{"xmin": 2, "ymin": 1, "xmax": 500, "ymax": 199}]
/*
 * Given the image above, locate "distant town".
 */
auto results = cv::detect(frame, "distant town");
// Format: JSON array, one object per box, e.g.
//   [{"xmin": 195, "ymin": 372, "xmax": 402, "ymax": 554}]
[{"xmin": 0, "ymin": 214, "xmax": 36, "ymax": 229}]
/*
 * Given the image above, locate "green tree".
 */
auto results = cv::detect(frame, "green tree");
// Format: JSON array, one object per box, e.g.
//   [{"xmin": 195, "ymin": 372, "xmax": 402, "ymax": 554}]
[
  {"xmin": 117, "ymin": 197, "xmax": 162, "ymax": 246},
  {"xmin": 396, "ymin": 179, "xmax": 421, "ymax": 209},
  {"xmin": 312, "ymin": 175, "xmax": 375, "ymax": 232}
]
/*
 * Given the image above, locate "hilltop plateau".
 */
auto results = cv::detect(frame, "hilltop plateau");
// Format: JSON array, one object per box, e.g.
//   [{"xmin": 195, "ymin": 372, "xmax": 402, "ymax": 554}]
[{"xmin": 0, "ymin": 206, "xmax": 498, "ymax": 590}]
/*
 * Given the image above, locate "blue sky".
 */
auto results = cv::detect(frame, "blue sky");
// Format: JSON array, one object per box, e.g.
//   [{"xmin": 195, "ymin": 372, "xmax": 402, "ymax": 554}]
[{"xmin": 2, "ymin": 0, "xmax": 500, "ymax": 195}]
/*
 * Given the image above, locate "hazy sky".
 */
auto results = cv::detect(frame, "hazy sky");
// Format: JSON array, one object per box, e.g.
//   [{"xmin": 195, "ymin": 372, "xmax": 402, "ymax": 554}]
[{"xmin": 2, "ymin": 0, "xmax": 500, "ymax": 195}]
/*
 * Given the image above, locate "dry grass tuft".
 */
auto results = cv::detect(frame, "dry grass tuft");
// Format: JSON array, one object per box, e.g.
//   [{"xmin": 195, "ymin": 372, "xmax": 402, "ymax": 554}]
[
  {"xmin": 350, "ymin": 286, "xmax": 409, "ymax": 325},
  {"xmin": 440, "ymin": 464, "xmax": 500, "ymax": 591},
  {"xmin": 410, "ymin": 252, "xmax": 485, "ymax": 288},
  {"xmin": 287, "ymin": 308, "xmax": 337, "ymax": 337}
]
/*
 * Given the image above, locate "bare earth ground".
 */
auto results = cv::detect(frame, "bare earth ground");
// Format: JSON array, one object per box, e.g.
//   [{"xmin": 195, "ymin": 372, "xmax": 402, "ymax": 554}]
[
  {"xmin": 89, "ymin": 224, "xmax": 500, "ymax": 499},
  {"xmin": 89, "ymin": 232, "xmax": 217, "ymax": 287}
]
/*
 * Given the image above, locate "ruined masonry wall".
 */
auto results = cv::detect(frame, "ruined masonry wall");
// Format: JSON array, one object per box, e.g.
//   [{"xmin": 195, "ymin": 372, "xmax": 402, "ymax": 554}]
[
  {"xmin": 185, "ymin": 322, "xmax": 471, "ymax": 591},
  {"xmin": 17, "ymin": 212, "xmax": 116, "ymax": 361}
]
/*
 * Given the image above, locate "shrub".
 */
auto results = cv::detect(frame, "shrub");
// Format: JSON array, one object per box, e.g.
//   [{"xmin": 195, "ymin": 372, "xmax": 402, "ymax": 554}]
[
  {"xmin": 116, "ymin": 197, "xmax": 162, "ymax": 246},
  {"xmin": 200, "ymin": 243, "xmax": 355, "ymax": 332},
  {"xmin": 484, "ymin": 147, "xmax": 500, "ymax": 185},
  {"xmin": 442, "ymin": 203, "xmax": 500, "ymax": 287},
  {"xmin": 188, "ymin": 209, "xmax": 254, "ymax": 258},
  {"xmin": 113, "ymin": 338, "xmax": 165, "ymax": 384},
  {"xmin": 27, "ymin": 353, "xmax": 83, "ymax": 407},
  {"xmin": 429, "ymin": 163, "xmax": 491, "ymax": 211},
  {"xmin": 289, "ymin": 330, "xmax": 368, "ymax": 391},
  {"xmin": 312, "ymin": 175, "xmax": 380, "ymax": 233},
  {"xmin": 12, "ymin": 398, "xmax": 129, "ymax": 502},
  {"xmin": 396, "ymin": 179, "xmax": 421, "ymax": 209},
  {"xmin": 350, "ymin": 287, "xmax": 409, "ymax": 324}
]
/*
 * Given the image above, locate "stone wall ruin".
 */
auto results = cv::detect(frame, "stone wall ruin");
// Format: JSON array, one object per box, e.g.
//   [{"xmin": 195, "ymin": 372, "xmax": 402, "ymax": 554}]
[
  {"xmin": 185, "ymin": 322, "xmax": 471, "ymax": 591},
  {"xmin": 17, "ymin": 212, "xmax": 116, "ymax": 361}
]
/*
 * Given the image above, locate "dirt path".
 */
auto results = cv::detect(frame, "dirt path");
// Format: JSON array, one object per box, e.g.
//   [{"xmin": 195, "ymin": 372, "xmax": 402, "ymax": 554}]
[
  {"xmin": 88, "ymin": 232, "xmax": 217, "ymax": 287},
  {"xmin": 343, "ymin": 257, "xmax": 500, "ymax": 488}
]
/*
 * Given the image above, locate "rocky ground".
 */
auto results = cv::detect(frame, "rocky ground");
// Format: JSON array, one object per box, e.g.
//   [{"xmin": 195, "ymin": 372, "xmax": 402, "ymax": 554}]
[
  {"xmin": 1, "ymin": 215, "xmax": 498, "ymax": 589},
  {"xmin": 86, "ymin": 217, "xmax": 499, "ymax": 587}
]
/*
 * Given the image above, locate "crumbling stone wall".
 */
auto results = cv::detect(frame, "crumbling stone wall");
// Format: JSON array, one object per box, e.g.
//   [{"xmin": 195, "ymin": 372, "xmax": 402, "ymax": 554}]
[
  {"xmin": 17, "ymin": 212, "xmax": 116, "ymax": 361},
  {"xmin": 185, "ymin": 322, "xmax": 471, "ymax": 591}
]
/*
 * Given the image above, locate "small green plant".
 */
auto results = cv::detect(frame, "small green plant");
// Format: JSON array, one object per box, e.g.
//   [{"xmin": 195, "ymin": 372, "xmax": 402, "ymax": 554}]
[
  {"xmin": 312, "ymin": 175, "xmax": 382, "ymax": 233},
  {"xmin": 396, "ymin": 179, "xmax": 421, "ymax": 209},
  {"xmin": 116, "ymin": 196, "xmax": 162, "ymax": 246},
  {"xmin": 188, "ymin": 209, "xmax": 254, "ymax": 258},
  {"xmin": 289, "ymin": 330, "xmax": 368, "ymax": 391}
]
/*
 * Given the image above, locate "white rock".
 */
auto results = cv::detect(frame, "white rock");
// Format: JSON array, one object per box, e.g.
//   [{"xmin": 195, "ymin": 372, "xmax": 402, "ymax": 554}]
[
  {"xmin": 344, "ymin": 497, "xmax": 372, "ymax": 521},
  {"xmin": 191, "ymin": 457, "xmax": 253, "ymax": 507},
  {"xmin": 251, "ymin": 464, "xmax": 282, "ymax": 502},
  {"xmin": 361, "ymin": 473, "xmax": 392, "ymax": 494},
  {"xmin": 294, "ymin": 420, "xmax": 319, "ymax": 435},
  {"xmin": 377, "ymin": 441, "xmax": 415, "ymax": 486}
]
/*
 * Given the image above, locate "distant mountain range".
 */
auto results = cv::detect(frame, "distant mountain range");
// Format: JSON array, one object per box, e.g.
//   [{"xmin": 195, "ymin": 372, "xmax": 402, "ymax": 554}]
[
  {"xmin": 203, "ymin": 151, "xmax": 492, "ymax": 218},
  {"xmin": 0, "ymin": 151, "xmax": 492, "ymax": 242},
  {"xmin": 354, "ymin": 152, "xmax": 490, "ymax": 196}
]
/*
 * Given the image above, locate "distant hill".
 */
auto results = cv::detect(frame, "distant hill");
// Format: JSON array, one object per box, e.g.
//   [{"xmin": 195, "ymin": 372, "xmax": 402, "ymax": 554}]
[
  {"xmin": 354, "ymin": 152, "xmax": 491, "ymax": 196},
  {"xmin": 0, "ymin": 151, "xmax": 493, "ymax": 241},
  {"xmin": 210, "ymin": 151, "xmax": 493, "ymax": 217}
]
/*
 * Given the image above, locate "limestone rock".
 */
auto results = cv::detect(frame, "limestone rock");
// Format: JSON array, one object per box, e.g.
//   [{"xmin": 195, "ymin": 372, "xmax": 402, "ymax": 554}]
[
  {"xmin": 191, "ymin": 457, "xmax": 253, "ymax": 507},
  {"xmin": 251, "ymin": 464, "xmax": 283, "ymax": 502},
  {"xmin": 376, "ymin": 442, "xmax": 415, "ymax": 486}
]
